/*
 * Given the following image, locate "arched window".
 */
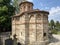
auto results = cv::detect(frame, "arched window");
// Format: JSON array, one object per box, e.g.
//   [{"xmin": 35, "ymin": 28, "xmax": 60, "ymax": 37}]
[{"xmin": 37, "ymin": 14, "xmax": 41, "ymax": 20}]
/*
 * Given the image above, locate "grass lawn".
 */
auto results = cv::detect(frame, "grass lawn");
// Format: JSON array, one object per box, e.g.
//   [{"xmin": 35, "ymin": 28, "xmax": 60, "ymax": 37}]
[{"xmin": 57, "ymin": 31, "xmax": 60, "ymax": 35}]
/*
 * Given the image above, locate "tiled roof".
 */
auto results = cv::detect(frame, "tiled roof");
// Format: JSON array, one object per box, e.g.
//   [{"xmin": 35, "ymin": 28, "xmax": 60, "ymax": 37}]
[{"xmin": 12, "ymin": 9, "xmax": 49, "ymax": 17}]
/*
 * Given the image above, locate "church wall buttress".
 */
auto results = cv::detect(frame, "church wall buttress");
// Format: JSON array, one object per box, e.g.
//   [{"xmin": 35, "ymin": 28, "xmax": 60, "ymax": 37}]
[{"xmin": 29, "ymin": 14, "xmax": 36, "ymax": 44}]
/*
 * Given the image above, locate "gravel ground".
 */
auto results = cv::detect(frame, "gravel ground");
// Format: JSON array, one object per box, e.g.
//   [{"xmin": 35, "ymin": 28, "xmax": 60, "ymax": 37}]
[{"xmin": 49, "ymin": 34, "xmax": 60, "ymax": 45}]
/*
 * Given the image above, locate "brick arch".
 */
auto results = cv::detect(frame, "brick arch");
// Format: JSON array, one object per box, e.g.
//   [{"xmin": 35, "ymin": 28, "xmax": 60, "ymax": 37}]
[{"xmin": 29, "ymin": 14, "xmax": 34, "ymax": 20}]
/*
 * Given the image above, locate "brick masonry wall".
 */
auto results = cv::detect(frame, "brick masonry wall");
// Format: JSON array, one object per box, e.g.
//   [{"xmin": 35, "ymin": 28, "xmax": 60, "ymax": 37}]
[{"xmin": 12, "ymin": 12, "xmax": 49, "ymax": 45}]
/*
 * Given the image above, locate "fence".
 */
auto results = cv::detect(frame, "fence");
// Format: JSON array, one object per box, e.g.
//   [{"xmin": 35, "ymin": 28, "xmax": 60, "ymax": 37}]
[{"xmin": 0, "ymin": 32, "xmax": 13, "ymax": 45}]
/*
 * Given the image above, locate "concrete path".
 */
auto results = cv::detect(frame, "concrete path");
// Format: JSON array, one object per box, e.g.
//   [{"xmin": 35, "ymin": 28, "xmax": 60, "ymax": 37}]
[{"xmin": 49, "ymin": 34, "xmax": 60, "ymax": 45}]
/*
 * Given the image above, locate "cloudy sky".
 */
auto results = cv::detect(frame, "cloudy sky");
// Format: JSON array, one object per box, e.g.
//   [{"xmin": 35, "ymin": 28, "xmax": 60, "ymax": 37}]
[{"xmin": 27, "ymin": 0, "xmax": 60, "ymax": 22}]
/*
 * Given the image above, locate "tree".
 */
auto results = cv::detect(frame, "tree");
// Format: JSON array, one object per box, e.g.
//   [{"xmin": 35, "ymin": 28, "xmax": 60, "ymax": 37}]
[
  {"xmin": 50, "ymin": 20, "xmax": 55, "ymax": 29},
  {"xmin": 13, "ymin": 0, "xmax": 19, "ymax": 13},
  {"xmin": 0, "ymin": 0, "xmax": 15, "ymax": 32},
  {"xmin": 56, "ymin": 21, "xmax": 60, "ymax": 27},
  {"xmin": 55, "ymin": 21, "xmax": 60, "ymax": 31},
  {"xmin": 13, "ymin": 0, "xmax": 26, "ymax": 14}
]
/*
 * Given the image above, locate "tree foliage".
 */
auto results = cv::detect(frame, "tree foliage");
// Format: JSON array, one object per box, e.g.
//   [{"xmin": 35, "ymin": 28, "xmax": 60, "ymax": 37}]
[
  {"xmin": 0, "ymin": 0, "xmax": 15, "ymax": 32},
  {"xmin": 13, "ymin": 0, "xmax": 26, "ymax": 13},
  {"xmin": 50, "ymin": 20, "xmax": 55, "ymax": 29},
  {"xmin": 13, "ymin": 0, "xmax": 19, "ymax": 13},
  {"xmin": 49, "ymin": 20, "xmax": 60, "ymax": 34}
]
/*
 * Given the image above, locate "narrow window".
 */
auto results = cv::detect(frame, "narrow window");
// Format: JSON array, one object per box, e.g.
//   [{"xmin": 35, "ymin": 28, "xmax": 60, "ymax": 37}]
[
  {"xmin": 24, "ymin": 6, "xmax": 25, "ymax": 11},
  {"xmin": 28, "ymin": 6, "xmax": 30, "ymax": 10},
  {"xmin": 44, "ymin": 33, "xmax": 46, "ymax": 36}
]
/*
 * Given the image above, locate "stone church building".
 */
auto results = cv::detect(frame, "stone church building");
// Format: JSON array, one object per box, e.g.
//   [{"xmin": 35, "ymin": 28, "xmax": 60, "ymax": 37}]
[{"xmin": 12, "ymin": 1, "xmax": 49, "ymax": 45}]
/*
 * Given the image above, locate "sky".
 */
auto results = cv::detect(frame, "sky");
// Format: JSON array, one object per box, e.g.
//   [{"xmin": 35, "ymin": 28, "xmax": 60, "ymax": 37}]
[{"xmin": 27, "ymin": 0, "xmax": 60, "ymax": 22}]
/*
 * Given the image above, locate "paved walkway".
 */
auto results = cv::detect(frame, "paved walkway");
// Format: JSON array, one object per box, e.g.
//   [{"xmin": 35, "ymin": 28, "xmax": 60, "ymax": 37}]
[{"xmin": 49, "ymin": 34, "xmax": 60, "ymax": 45}]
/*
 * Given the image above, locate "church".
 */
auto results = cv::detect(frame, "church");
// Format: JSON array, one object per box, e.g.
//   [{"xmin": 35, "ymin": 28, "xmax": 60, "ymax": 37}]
[{"xmin": 12, "ymin": 1, "xmax": 49, "ymax": 45}]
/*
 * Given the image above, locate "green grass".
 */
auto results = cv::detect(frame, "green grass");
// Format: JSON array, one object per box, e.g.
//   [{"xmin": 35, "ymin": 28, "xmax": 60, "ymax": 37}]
[
  {"xmin": 57, "ymin": 31, "xmax": 60, "ymax": 35},
  {"xmin": 51, "ymin": 29, "xmax": 58, "ymax": 34}
]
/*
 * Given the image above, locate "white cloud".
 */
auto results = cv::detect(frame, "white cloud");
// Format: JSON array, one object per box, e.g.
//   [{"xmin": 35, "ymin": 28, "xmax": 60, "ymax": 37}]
[
  {"xmin": 48, "ymin": 6, "xmax": 60, "ymax": 22},
  {"xmin": 49, "ymin": 6, "xmax": 60, "ymax": 15},
  {"xmin": 45, "ymin": 7, "xmax": 49, "ymax": 10},
  {"xmin": 27, "ymin": 0, "xmax": 33, "ymax": 2}
]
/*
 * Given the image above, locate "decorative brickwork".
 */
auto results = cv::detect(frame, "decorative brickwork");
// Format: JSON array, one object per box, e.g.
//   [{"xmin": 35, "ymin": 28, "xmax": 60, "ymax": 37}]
[{"xmin": 12, "ymin": 1, "xmax": 49, "ymax": 45}]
